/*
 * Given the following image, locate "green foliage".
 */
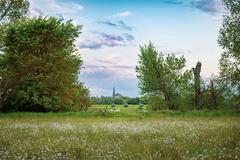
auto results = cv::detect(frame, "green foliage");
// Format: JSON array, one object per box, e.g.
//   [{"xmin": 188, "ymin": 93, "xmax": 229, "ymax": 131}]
[
  {"xmin": 136, "ymin": 42, "xmax": 192, "ymax": 110},
  {"xmin": 114, "ymin": 97, "xmax": 124, "ymax": 104},
  {"xmin": 91, "ymin": 96, "xmax": 113, "ymax": 105},
  {"xmin": 111, "ymin": 103, "xmax": 115, "ymax": 108},
  {"xmin": 72, "ymin": 82, "xmax": 90, "ymax": 111},
  {"xmin": 11, "ymin": 78, "xmax": 61, "ymax": 112},
  {"xmin": 149, "ymin": 95, "xmax": 168, "ymax": 110},
  {"xmin": 91, "ymin": 96, "xmax": 145, "ymax": 105},
  {"xmin": 0, "ymin": 17, "xmax": 90, "ymax": 112},
  {"xmin": 0, "ymin": 0, "xmax": 29, "ymax": 48},
  {"xmin": 210, "ymin": 76, "xmax": 239, "ymax": 110},
  {"xmin": 126, "ymin": 97, "xmax": 139, "ymax": 104},
  {"xmin": 218, "ymin": 0, "xmax": 240, "ymax": 108},
  {"xmin": 0, "ymin": 0, "xmax": 29, "ymax": 24}
]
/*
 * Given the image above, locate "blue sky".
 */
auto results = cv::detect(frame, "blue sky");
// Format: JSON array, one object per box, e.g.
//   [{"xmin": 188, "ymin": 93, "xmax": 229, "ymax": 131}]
[{"xmin": 28, "ymin": 0, "xmax": 224, "ymax": 97}]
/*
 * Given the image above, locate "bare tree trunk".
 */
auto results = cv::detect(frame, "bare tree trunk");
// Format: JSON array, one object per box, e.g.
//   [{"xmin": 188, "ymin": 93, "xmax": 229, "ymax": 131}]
[{"xmin": 192, "ymin": 62, "xmax": 202, "ymax": 109}]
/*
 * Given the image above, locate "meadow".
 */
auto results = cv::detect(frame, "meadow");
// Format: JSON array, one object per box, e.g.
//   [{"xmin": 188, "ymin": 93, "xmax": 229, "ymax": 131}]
[{"xmin": 0, "ymin": 105, "xmax": 240, "ymax": 160}]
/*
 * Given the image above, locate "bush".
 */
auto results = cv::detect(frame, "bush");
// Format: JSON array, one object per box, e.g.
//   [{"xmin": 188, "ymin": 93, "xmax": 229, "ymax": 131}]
[
  {"xmin": 149, "ymin": 96, "xmax": 168, "ymax": 111},
  {"xmin": 124, "ymin": 103, "xmax": 128, "ymax": 107}
]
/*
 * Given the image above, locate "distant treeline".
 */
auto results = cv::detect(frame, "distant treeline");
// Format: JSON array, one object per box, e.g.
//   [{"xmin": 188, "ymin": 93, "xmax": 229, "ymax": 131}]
[{"xmin": 91, "ymin": 95, "xmax": 149, "ymax": 105}]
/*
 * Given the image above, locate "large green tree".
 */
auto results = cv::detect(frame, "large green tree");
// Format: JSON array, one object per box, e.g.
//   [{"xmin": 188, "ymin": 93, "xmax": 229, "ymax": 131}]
[
  {"xmin": 0, "ymin": 17, "xmax": 90, "ymax": 112},
  {"xmin": 136, "ymin": 42, "xmax": 192, "ymax": 110},
  {"xmin": 218, "ymin": 0, "xmax": 240, "ymax": 107}
]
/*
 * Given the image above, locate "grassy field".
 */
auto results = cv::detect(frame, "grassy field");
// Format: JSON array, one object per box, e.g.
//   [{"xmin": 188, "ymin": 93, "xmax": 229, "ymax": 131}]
[{"xmin": 0, "ymin": 105, "xmax": 240, "ymax": 159}]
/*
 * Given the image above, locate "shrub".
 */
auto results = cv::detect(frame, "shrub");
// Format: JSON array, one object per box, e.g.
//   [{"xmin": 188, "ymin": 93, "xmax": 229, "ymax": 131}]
[
  {"xmin": 149, "ymin": 95, "xmax": 168, "ymax": 111},
  {"xmin": 111, "ymin": 103, "xmax": 115, "ymax": 108}
]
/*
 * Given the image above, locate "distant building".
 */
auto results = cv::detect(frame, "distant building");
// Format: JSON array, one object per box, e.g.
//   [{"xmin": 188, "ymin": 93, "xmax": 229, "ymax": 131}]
[
  {"xmin": 112, "ymin": 87, "xmax": 124, "ymax": 100},
  {"xmin": 112, "ymin": 87, "xmax": 115, "ymax": 98}
]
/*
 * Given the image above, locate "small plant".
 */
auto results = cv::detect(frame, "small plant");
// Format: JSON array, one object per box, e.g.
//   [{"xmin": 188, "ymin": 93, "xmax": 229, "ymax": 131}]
[
  {"xmin": 111, "ymin": 103, "xmax": 115, "ymax": 108},
  {"xmin": 124, "ymin": 103, "xmax": 128, "ymax": 107}
]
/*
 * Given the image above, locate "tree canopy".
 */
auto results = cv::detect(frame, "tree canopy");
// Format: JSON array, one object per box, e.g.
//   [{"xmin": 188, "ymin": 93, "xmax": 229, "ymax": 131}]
[
  {"xmin": 218, "ymin": 0, "xmax": 240, "ymax": 86},
  {"xmin": 218, "ymin": 0, "xmax": 240, "ymax": 107},
  {"xmin": 136, "ymin": 42, "xmax": 192, "ymax": 110}
]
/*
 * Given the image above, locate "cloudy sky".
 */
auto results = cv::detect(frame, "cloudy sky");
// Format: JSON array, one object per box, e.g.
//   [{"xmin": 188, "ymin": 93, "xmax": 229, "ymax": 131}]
[{"xmin": 28, "ymin": 0, "xmax": 225, "ymax": 97}]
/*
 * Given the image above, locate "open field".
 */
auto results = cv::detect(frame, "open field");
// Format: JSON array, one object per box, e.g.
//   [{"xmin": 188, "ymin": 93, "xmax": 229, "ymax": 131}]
[
  {"xmin": 1, "ymin": 0, "xmax": 240, "ymax": 159},
  {"xmin": 0, "ymin": 108, "xmax": 240, "ymax": 160}
]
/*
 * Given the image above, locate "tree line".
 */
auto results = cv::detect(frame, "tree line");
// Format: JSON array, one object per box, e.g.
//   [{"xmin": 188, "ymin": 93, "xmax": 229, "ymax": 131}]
[{"xmin": 91, "ymin": 95, "xmax": 149, "ymax": 105}]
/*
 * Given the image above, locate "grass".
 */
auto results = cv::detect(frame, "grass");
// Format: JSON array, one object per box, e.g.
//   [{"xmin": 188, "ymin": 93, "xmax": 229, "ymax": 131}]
[
  {"xmin": 1, "ymin": 105, "xmax": 238, "ymax": 119},
  {"xmin": 0, "ymin": 105, "xmax": 240, "ymax": 159}
]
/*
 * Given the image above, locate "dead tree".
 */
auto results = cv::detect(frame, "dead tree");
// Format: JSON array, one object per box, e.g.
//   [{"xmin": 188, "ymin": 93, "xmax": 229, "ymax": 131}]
[{"xmin": 192, "ymin": 62, "xmax": 202, "ymax": 109}]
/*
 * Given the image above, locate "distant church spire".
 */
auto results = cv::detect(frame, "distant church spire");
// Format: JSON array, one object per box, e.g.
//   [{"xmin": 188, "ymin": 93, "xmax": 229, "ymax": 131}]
[{"xmin": 113, "ymin": 87, "xmax": 115, "ymax": 98}]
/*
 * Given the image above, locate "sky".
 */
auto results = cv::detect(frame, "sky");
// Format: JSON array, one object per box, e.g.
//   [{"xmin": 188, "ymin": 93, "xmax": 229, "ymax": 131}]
[{"xmin": 28, "ymin": 0, "xmax": 225, "ymax": 97}]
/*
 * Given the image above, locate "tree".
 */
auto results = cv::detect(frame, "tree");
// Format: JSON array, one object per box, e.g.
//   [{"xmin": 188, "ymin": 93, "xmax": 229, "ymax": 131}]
[
  {"xmin": 136, "ymin": 42, "xmax": 192, "ymax": 110},
  {"xmin": 192, "ymin": 61, "xmax": 202, "ymax": 109},
  {"xmin": 218, "ymin": 0, "xmax": 240, "ymax": 108},
  {"xmin": 0, "ymin": 17, "xmax": 90, "ymax": 112}
]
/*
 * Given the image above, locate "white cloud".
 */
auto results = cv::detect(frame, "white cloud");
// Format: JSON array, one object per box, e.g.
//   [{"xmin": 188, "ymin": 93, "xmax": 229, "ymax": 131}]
[
  {"xmin": 211, "ymin": 14, "xmax": 223, "ymax": 21},
  {"xmin": 28, "ymin": 0, "xmax": 84, "ymax": 17},
  {"xmin": 190, "ymin": 0, "xmax": 224, "ymax": 15},
  {"xmin": 106, "ymin": 11, "xmax": 132, "ymax": 19},
  {"xmin": 77, "ymin": 31, "xmax": 135, "ymax": 50}
]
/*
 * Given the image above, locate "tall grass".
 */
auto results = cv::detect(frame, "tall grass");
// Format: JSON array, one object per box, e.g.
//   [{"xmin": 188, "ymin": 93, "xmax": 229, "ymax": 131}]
[{"xmin": 0, "ymin": 117, "xmax": 239, "ymax": 159}]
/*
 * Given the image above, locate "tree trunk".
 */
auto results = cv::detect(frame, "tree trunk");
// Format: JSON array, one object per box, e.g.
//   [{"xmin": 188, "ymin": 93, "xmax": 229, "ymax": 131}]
[
  {"xmin": 192, "ymin": 62, "xmax": 202, "ymax": 109},
  {"xmin": 152, "ymin": 59, "xmax": 175, "ymax": 110},
  {"xmin": 161, "ymin": 82, "xmax": 174, "ymax": 110},
  {"xmin": 164, "ymin": 94, "xmax": 173, "ymax": 109}
]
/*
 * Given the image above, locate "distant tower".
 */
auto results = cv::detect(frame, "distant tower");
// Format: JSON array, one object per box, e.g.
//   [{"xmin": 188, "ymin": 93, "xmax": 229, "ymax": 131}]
[{"xmin": 112, "ymin": 87, "xmax": 115, "ymax": 98}]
